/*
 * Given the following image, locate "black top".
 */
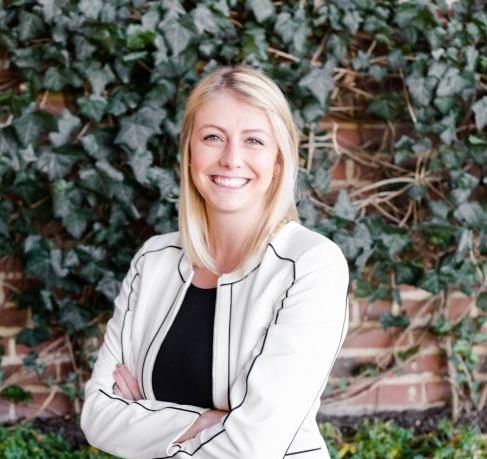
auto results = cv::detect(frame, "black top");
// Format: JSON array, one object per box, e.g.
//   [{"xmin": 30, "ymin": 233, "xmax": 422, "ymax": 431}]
[{"xmin": 152, "ymin": 284, "xmax": 216, "ymax": 409}]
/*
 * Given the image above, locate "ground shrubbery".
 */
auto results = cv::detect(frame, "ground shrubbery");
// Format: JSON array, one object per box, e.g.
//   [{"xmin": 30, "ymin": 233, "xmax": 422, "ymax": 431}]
[{"xmin": 0, "ymin": 419, "xmax": 485, "ymax": 459}]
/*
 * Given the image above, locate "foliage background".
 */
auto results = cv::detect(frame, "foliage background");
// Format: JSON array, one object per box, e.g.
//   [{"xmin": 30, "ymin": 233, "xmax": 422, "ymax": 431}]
[{"xmin": 0, "ymin": 0, "xmax": 486, "ymax": 418}]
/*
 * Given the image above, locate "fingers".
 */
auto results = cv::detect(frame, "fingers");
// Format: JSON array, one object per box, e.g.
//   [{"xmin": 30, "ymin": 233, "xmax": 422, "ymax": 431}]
[{"xmin": 112, "ymin": 364, "xmax": 143, "ymax": 400}]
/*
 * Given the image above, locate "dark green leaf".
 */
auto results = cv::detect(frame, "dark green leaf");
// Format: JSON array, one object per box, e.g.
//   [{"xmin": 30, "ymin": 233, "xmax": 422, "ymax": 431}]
[
  {"xmin": 126, "ymin": 24, "xmax": 156, "ymax": 50},
  {"xmin": 128, "ymin": 149, "xmax": 153, "ymax": 184},
  {"xmin": 476, "ymin": 292, "xmax": 487, "ymax": 312},
  {"xmin": 96, "ymin": 272, "xmax": 122, "ymax": 302},
  {"xmin": 37, "ymin": 149, "xmax": 77, "ymax": 180},
  {"xmin": 334, "ymin": 189, "xmax": 356, "ymax": 221},
  {"xmin": 472, "ymin": 96, "xmax": 487, "ymax": 131},
  {"xmin": 367, "ymin": 94, "xmax": 402, "ymax": 121},
  {"xmin": 1, "ymin": 385, "xmax": 33, "ymax": 404},
  {"xmin": 16, "ymin": 325, "xmax": 50, "ymax": 348},
  {"xmin": 78, "ymin": 95, "xmax": 108, "ymax": 122},
  {"xmin": 406, "ymin": 74, "xmax": 436, "ymax": 106},
  {"xmin": 454, "ymin": 202, "xmax": 486, "ymax": 228},
  {"xmin": 163, "ymin": 20, "xmax": 193, "ymax": 56},
  {"xmin": 379, "ymin": 311, "xmax": 410, "ymax": 330},
  {"xmin": 48, "ymin": 110, "xmax": 81, "ymax": 147},
  {"xmin": 115, "ymin": 107, "xmax": 164, "ymax": 151},
  {"xmin": 247, "ymin": 0, "xmax": 275, "ymax": 24},
  {"xmin": 18, "ymin": 11, "xmax": 45, "ymax": 42},
  {"xmin": 298, "ymin": 66, "xmax": 335, "ymax": 107}
]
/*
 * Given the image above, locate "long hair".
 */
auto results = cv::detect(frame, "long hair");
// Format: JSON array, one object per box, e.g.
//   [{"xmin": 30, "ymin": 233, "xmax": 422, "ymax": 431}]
[{"xmin": 179, "ymin": 65, "xmax": 300, "ymax": 273}]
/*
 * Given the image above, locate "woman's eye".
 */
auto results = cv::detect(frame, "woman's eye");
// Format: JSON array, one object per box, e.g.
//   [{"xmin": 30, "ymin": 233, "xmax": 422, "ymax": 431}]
[
  {"xmin": 204, "ymin": 134, "xmax": 221, "ymax": 141},
  {"xmin": 247, "ymin": 138, "xmax": 264, "ymax": 146}
]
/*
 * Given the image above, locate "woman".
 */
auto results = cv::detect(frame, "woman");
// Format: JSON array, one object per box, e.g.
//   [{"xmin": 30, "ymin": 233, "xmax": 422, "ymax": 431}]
[{"xmin": 81, "ymin": 66, "xmax": 349, "ymax": 459}]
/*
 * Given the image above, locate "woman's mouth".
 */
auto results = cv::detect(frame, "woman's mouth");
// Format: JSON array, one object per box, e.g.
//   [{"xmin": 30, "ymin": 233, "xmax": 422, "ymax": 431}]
[{"xmin": 211, "ymin": 176, "xmax": 250, "ymax": 189}]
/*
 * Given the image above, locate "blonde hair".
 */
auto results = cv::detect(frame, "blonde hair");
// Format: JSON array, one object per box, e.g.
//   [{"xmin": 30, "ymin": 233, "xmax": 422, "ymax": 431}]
[{"xmin": 179, "ymin": 65, "xmax": 300, "ymax": 273}]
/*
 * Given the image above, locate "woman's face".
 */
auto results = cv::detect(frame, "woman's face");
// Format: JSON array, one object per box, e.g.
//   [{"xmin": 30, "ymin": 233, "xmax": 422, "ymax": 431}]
[{"xmin": 189, "ymin": 91, "xmax": 280, "ymax": 221}]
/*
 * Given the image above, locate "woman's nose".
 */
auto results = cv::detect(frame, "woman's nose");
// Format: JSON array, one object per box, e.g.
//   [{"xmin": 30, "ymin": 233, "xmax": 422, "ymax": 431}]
[{"xmin": 219, "ymin": 142, "xmax": 243, "ymax": 169}]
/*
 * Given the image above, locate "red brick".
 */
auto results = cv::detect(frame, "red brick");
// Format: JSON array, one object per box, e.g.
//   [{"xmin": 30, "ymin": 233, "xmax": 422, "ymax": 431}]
[
  {"xmin": 425, "ymin": 381, "xmax": 451, "ymax": 404},
  {"xmin": 15, "ymin": 392, "xmax": 75, "ymax": 419},
  {"xmin": 343, "ymin": 327, "xmax": 411, "ymax": 350},
  {"xmin": 401, "ymin": 353, "xmax": 447, "ymax": 375},
  {"xmin": 0, "ymin": 399, "xmax": 12, "ymax": 417},
  {"xmin": 0, "ymin": 308, "xmax": 28, "ymax": 328},
  {"xmin": 0, "ymin": 256, "xmax": 22, "ymax": 274},
  {"xmin": 446, "ymin": 296, "xmax": 472, "ymax": 321},
  {"xmin": 330, "ymin": 159, "xmax": 346, "ymax": 181},
  {"xmin": 378, "ymin": 382, "xmax": 424, "ymax": 406},
  {"xmin": 339, "ymin": 386, "xmax": 381, "ymax": 407},
  {"xmin": 355, "ymin": 298, "xmax": 392, "ymax": 322}
]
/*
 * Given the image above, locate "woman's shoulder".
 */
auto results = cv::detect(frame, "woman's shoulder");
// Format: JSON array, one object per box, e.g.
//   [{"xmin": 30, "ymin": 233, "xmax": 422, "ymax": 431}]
[
  {"xmin": 138, "ymin": 231, "xmax": 183, "ymax": 255},
  {"xmin": 270, "ymin": 221, "xmax": 346, "ymax": 265}
]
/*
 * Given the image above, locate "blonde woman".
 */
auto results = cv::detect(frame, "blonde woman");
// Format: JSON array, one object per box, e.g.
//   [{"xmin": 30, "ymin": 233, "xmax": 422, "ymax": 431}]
[{"xmin": 81, "ymin": 66, "xmax": 349, "ymax": 459}]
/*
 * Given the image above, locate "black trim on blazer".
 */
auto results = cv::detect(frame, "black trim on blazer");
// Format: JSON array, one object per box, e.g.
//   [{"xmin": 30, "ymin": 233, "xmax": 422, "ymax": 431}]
[
  {"xmin": 227, "ymin": 283, "xmax": 233, "ymax": 410},
  {"xmin": 141, "ymin": 281, "xmax": 185, "ymax": 397},
  {"xmin": 121, "ymin": 245, "xmax": 183, "ymax": 366},
  {"xmin": 160, "ymin": 429, "xmax": 226, "ymax": 458},
  {"xmin": 220, "ymin": 263, "xmax": 260, "ymax": 286},
  {"xmin": 177, "ymin": 253, "xmax": 186, "ymax": 283},
  {"xmin": 222, "ymin": 324, "xmax": 271, "ymax": 425},
  {"xmin": 268, "ymin": 243, "xmax": 296, "ymax": 325},
  {"xmin": 283, "ymin": 291, "xmax": 349, "ymax": 457},
  {"xmin": 99, "ymin": 389, "xmax": 202, "ymax": 416},
  {"xmin": 285, "ymin": 447, "xmax": 322, "ymax": 456}
]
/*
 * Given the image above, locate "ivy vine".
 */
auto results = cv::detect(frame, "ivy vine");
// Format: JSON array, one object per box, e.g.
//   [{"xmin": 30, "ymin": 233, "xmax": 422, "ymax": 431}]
[{"xmin": 0, "ymin": 0, "xmax": 486, "ymax": 418}]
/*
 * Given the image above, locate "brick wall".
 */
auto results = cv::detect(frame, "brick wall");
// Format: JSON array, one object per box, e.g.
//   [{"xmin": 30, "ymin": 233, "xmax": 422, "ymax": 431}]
[{"xmin": 2, "ymin": 255, "xmax": 485, "ymax": 421}]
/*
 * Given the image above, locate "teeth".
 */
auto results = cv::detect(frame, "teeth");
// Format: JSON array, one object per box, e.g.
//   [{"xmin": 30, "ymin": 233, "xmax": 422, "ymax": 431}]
[{"xmin": 213, "ymin": 176, "xmax": 248, "ymax": 188}]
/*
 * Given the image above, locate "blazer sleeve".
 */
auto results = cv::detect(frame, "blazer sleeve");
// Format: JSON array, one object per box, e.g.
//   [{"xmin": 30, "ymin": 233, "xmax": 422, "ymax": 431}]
[
  {"xmin": 166, "ymin": 238, "xmax": 349, "ymax": 459},
  {"xmin": 80, "ymin": 242, "xmax": 208, "ymax": 459}
]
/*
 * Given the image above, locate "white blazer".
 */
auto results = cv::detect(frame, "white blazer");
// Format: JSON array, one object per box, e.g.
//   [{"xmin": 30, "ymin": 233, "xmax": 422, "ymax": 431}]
[{"xmin": 81, "ymin": 221, "xmax": 349, "ymax": 459}]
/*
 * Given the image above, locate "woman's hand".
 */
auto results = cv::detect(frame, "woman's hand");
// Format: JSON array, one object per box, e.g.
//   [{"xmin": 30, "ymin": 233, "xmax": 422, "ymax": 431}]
[
  {"xmin": 112, "ymin": 363, "xmax": 227, "ymax": 443},
  {"xmin": 112, "ymin": 363, "xmax": 143, "ymax": 400},
  {"xmin": 176, "ymin": 409, "xmax": 228, "ymax": 443}
]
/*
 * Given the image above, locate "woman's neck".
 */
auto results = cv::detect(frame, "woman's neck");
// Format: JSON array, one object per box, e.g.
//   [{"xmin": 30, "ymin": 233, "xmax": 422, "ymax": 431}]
[{"xmin": 207, "ymin": 212, "xmax": 258, "ymax": 274}]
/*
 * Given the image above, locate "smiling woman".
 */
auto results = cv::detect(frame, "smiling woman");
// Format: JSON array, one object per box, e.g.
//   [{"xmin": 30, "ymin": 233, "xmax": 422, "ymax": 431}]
[{"xmin": 80, "ymin": 66, "xmax": 349, "ymax": 459}]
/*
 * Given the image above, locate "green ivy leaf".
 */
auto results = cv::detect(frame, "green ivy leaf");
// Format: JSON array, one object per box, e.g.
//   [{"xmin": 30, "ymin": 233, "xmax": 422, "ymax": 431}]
[
  {"xmin": 418, "ymin": 270, "xmax": 449, "ymax": 294},
  {"xmin": 247, "ymin": 0, "xmax": 275, "ymax": 23},
  {"xmin": 96, "ymin": 272, "xmax": 122, "ymax": 302},
  {"xmin": 192, "ymin": 4, "xmax": 219, "ymax": 34},
  {"xmin": 405, "ymin": 74, "xmax": 436, "ymax": 106},
  {"xmin": 16, "ymin": 324, "xmax": 51, "ymax": 348},
  {"xmin": 0, "ymin": 200, "xmax": 12, "ymax": 237},
  {"xmin": 367, "ymin": 94, "xmax": 402, "ymax": 121},
  {"xmin": 48, "ymin": 110, "xmax": 81, "ymax": 148},
  {"xmin": 18, "ymin": 11, "xmax": 45, "ymax": 42},
  {"xmin": 472, "ymin": 96, "xmax": 487, "ymax": 131},
  {"xmin": 0, "ymin": 385, "xmax": 33, "ymax": 404},
  {"xmin": 13, "ymin": 110, "xmax": 58, "ymax": 148},
  {"xmin": 126, "ymin": 24, "xmax": 157, "ymax": 50},
  {"xmin": 334, "ymin": 189, "xmax": 356, "ymax": 221},
  {"xmin": 115, "ymin": 107, "xmax": 164, "ymax": 151},
  {"xmin": 382, "ymin": 233, "xmax": 409, "ymax": 258},
  {"xmin": 58, "ymin": 300, "xmax": 93, "ymax": 335},
  {"xmin": 298, "ymin": 66, "xmax": 335, "ymax": 107},
  {"xmin": 37, "ymin": 149, "xmax": 77, "ymax": 180},
  {"xmin": 476, "ymin": 292, "xmax": 487, "ymax": 312},
  {"xmin": 128, "ymin": 149, "xmax": 153, "ymax": 184},
  {"xmin": 163, "ymin": 20, "xmax": 194, "ymax": 56},
  {"xmin": 78, "ymin": 95, "xmax": 108, "ymax": 122},
  {"xmin": 379, "ymin": 311, "xmax": 410, "ymax": 331},
  {"xmin": 63, "ymin": 211, "xmax": 90, "ymax": 239},
  {"xmin": 454, "ymin": 202, "xmax": 486, "ymax": 228}
]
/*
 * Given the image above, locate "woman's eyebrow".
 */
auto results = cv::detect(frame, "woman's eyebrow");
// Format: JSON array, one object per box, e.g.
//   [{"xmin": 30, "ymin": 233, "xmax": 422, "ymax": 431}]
[{"xmin": 197, "ymin": 125, "xmax": 271, "ymax": 137}]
